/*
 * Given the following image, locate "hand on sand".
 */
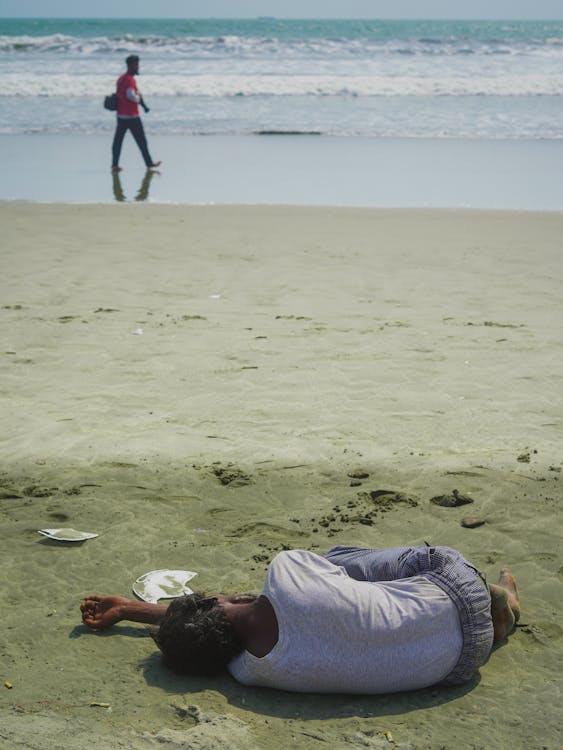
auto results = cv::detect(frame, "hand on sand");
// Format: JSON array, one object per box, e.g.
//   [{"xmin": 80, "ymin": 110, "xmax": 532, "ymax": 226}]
[{"xmin": 81, "ymin": 594, "xmax": 129, "ymax": 630}]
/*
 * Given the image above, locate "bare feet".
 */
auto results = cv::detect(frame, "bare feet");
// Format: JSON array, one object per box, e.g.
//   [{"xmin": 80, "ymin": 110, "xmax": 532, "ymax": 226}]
[
  {"xmin": 498, "ymin": 567, "xmax": 520, "ymax": 622},
  {"xmin": 148, "ymin": 161, "xmax": 161, "ymax": 170},
  {"xmin": 490, "ymin": 566, "xmax": 520, "ymax": 643},
  {"xmin": 111, "ymin": 166, "xmax": 122, "ymax": 173}
]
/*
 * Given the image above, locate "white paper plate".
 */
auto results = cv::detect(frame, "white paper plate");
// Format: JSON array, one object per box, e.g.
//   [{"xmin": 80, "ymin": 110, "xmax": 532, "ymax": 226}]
[
  {"xmin": 132, "ymin": 569, "xmax": 198, "ymax": 604},
  {"xmin": 38, "ymin": 528, "xmax": 99, "ymax": 542}
]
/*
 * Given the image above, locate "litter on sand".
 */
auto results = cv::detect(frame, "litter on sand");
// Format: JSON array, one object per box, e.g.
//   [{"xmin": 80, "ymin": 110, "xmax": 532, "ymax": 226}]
[
  {"xmin": 132, "ymin": 569, "xmax": 198, "ymax": 603},
  {"xmin": 37, "ymin": 528, "xmax": 99, "ymax": 542}
]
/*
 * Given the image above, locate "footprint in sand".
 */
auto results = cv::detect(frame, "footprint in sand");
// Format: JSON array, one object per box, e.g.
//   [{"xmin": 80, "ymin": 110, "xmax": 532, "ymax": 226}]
[
  {"xmin": 211, "ymin": 464, "xmax": 252, "ymax": 487},
  {"xmin": 430, "ymin": 489, "xmax": 474, "ymax": 507}
]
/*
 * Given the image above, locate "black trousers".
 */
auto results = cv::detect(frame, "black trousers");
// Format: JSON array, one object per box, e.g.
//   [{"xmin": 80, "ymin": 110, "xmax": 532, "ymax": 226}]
[{"xmin": 112, "ymin": 117, "xmax": 154, "ymax": 168}]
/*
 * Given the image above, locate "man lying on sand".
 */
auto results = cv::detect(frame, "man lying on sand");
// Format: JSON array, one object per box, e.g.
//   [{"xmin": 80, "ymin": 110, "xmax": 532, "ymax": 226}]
[{"xmin": 81, "ymin": 544, "xmax": 519, "ymax": 694}]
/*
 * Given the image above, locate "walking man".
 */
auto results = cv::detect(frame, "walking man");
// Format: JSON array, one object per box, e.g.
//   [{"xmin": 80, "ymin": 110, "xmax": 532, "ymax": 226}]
[{"xmin": 111, "ymin": 55, "xmax": 161, "ymax": 173}]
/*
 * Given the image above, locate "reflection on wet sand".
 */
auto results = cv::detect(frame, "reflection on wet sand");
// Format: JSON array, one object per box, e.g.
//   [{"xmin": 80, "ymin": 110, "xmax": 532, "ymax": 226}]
[{"xmin": 112, "ymin": 169, "xmax": 157, "ymax": 202}]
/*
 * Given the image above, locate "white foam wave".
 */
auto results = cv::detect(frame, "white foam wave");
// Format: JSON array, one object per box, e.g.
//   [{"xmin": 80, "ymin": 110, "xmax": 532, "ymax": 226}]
[
  {"xmin": 1, "ymin": 33, "xmax": 562, "ymax": 59},
  {"xmin": 2, "ymin": 73, "xmax": 563, "ymax": 98}
]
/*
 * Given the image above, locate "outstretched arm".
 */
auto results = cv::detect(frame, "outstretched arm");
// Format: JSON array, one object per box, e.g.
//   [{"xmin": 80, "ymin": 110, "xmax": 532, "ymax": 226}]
[{"xmin": 81, "ymin": 595, "xmax": 168, "ymax": 630}]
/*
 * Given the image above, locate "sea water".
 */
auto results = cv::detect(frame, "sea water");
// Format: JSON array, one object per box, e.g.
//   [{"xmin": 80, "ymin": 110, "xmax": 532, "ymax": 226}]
[
  {"xmin": 1, "ymin": 17, "xmax": 563, "ymax": 139},
  {"xmin": 1, "ymin": 18, "xmax": 562, "ymax": 206}
]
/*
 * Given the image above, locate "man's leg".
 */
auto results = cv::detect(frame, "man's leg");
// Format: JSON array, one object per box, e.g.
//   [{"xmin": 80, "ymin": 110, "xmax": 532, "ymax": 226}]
[
  {"xmin": 129, "ymin": 117, "xmax": 158, "ymax": 168},
  {"xmin": 490, "ymin": 567, "xmax": 520, "ymax": 643},
  {"xmin": 111, "ymin": 118, "xmax": 128, "ymax": 171},
  {"xmin": 324, "ymin": 545, "xmax": 416, "ymax": 582}
]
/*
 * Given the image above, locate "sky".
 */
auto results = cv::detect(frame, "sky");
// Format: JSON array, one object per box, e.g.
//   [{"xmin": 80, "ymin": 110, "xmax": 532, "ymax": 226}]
[{"xmin": 1, "ymin": 0, "xmax": 563, "ymax": 20}]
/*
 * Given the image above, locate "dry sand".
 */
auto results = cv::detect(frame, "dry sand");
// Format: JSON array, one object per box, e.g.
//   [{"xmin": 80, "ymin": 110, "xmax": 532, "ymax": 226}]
[{"xmin": 1, "ymin": 203, "xmax": 562, "ymax": 749}]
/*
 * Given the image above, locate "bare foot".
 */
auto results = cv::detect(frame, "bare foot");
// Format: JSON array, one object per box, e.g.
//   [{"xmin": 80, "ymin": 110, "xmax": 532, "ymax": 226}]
[
  {"xmin": 490, "ymin": 566, "xmax": 521, "ymax": 642},
  {"xmin": 111, "ymin": 166, "xmax": 122, "ymax": 173},
  {"xmin": 498, "ymin": 567, "xmax": 520, "ymax": 622},
  {"xmin": 148, "ymin": 161, "xmax": 161, "ymax": 170}
]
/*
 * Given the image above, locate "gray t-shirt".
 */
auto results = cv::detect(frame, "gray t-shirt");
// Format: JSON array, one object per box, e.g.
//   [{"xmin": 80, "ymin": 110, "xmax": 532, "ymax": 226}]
[{"xmin": 228, "ymin": 549, "xmax": 462, "ymax": 693}]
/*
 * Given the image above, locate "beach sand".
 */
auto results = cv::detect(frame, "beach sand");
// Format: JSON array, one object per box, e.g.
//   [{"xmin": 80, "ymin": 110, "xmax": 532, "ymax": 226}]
[{"xmin": 1, "ymin": 202, "xmax": 562, "ymax": 749}]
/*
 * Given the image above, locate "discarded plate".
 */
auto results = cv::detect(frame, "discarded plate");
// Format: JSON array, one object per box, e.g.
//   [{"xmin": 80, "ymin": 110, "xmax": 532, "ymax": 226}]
[
  {"xmin": 37, "ymin": 528, "xmax": 98, "ymax": 542},
  {"xmin": 132, "ymin": 569, "xmax": 198, "ymax": 604}
]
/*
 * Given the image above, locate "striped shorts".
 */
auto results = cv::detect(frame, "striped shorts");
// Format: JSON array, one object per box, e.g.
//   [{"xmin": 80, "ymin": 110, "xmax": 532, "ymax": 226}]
[{"xmin": 325, "ymin": 544, "xmax": 494, "ymax": 684}]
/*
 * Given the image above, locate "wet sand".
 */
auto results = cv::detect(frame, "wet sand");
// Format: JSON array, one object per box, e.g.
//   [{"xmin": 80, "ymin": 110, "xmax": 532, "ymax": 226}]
[
  {"xmin": 1, "ymin": 134, "xmax": 563, "ymax": 209},
  {"xmin": 1, "ymin": 203, "xmax": 562, "ymax": 749}
]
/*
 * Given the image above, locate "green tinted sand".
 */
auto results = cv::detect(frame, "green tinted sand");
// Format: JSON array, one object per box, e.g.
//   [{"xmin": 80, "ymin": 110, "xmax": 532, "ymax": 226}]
[{"xmin": 1, "ymin": 204, "xmax": 561, "ymax": 749}]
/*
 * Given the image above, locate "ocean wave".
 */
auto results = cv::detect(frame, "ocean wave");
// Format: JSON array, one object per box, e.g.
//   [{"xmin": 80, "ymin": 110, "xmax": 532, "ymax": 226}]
[
  {"xmin": 2, "ymin": 73, "xmax": 563, "ymax": 98},
  {"xmin": 1, "ymin": 33, "xmax": 562, "ymax": 59}
]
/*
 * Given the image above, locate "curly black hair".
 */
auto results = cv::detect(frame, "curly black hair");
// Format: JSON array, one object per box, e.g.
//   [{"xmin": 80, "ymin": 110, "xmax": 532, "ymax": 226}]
[{"xmin": 150, "ymin": 593, "xmax": 244, "ymax": 677}]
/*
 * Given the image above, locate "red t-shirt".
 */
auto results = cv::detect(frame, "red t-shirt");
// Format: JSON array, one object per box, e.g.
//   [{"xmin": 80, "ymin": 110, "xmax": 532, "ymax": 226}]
[{"xmin": 116, "ymin": 73, "xmax": 139, "ymax": 117}]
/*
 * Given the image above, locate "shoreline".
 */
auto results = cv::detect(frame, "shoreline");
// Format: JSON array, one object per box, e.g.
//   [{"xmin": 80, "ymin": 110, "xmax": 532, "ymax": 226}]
[
  {"xmin": 3, "ymin": 198, "xmax": 563, "ymax": 214},
  {"xmin": 2, "ymin": 134, "xmax": 563, "ymax": 209}
]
